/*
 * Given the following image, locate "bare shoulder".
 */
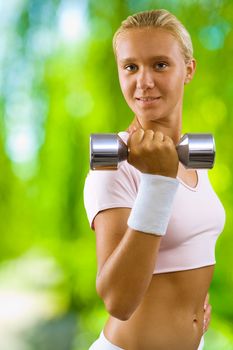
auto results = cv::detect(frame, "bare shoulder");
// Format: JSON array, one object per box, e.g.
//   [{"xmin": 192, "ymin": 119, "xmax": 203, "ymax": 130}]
[{"xmin": 93, "ymin": 207, "xmax": 131, "ymax": 277}]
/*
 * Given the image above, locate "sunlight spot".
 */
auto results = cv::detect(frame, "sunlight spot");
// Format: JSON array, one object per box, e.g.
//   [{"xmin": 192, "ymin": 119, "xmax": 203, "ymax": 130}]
[
  {"xmin": 57, "ymin": 1, "xmax": 88, "ymax": 44},
  {"xmin": 6, "ymin": 126, "xmax": 38, "ymax": 163},
  {"xmin": 199, "ymin": 23, "xmax": 230, "ymax": 50}
]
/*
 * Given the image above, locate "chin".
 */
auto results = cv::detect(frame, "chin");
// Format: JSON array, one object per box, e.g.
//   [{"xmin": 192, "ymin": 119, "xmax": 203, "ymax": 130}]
[{"xmin": 137, "ymin": 112, "xmax": 163, "ymax": 122}]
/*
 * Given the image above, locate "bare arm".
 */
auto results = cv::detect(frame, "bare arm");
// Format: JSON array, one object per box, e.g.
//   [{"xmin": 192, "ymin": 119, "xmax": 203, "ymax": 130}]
[
  {"xmin": 95, "ymin": 129, "xmax": 179, "ymax": 320},
  {"xmin": 95, "ymin": 207, "xmax": 161, "ymax": 321}
]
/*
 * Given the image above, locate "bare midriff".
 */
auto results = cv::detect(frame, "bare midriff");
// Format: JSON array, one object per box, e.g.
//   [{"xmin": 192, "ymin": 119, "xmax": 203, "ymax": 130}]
[{"xmin": 103, "ymin": 265, "xmax": 214, "ymax": 350}]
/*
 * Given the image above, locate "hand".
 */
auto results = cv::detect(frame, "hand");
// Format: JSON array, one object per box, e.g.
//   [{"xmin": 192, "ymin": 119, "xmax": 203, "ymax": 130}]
[
  {"xmin": 126, "ymin": 116, "xmax": 140, "ymax": 134},
  {"xmin": 127, "ymin": 128, "xmax": 179, "ymax": 178},
  {"xmin": 203, "ymin": 293, "xmax": 212, "ymax": 334}
]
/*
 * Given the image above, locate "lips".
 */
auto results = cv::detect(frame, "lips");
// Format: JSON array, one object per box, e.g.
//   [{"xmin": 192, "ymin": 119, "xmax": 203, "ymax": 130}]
[
  {"xmin": 135, "ymin": 96, "xmax": 161, "ymax": 106},
  {"xmin": 136, "ymin": 96, "xmax": 160, "ymax": 101},
  {"xmin": 136, "ymin": 96, "xmax": 160, "ymax": 103}
]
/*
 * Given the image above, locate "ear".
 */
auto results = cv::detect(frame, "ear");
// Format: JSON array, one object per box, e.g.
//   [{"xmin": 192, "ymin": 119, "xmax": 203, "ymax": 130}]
[{"xmin": 184, "ymin": 58, "xmax": 196, "ymax": 85}]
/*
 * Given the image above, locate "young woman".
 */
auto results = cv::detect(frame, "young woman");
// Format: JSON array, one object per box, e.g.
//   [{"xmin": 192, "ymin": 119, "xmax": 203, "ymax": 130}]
[{"xmin": 84, "ymin": 9, "xmax": 226, "ymax": 350}]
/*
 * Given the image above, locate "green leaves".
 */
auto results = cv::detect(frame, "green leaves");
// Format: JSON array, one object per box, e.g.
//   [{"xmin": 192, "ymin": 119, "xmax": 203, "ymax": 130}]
[{"xmin": 0, "ymin": 0, "xmax": 232, "ymax": 348}]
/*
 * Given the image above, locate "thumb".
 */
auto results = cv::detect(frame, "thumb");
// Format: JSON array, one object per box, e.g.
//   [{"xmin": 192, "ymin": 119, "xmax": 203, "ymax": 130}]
[{"xmin": 128, "ymin": 126, "xmax": 137, "ymax": 136}]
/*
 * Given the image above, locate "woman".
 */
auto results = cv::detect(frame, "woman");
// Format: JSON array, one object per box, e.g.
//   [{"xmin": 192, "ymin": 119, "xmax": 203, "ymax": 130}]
[{"xmin": 84, "ymin": 9, "xmax": 226, "ymax": 350}]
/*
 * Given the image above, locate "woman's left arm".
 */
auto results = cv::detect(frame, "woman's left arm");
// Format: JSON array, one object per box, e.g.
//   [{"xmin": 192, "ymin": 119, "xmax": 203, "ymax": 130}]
[{"xmin": 203, "ymin": 292, "xmax": 212, "ymax": 334}]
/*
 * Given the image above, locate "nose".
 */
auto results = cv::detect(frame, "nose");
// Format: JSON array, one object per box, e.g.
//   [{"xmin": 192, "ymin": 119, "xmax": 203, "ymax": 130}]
[{"xmin": 136, "ymin": 68, "xmax": 155, "ymax": 90}]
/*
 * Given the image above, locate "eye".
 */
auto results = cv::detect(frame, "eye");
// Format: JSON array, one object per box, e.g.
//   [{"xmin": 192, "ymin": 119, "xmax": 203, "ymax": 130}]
[
  {"xmin": 154, "ymin": 62, "xmax": 168, "ymax": 70},
  {"xmin": 125, "ymin": 64, "xmax": 138, "ymax": 72}
]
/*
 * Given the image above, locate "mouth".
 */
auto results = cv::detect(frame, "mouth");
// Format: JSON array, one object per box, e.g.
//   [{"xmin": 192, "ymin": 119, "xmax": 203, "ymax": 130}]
[{"xmin": 135, "ymin": 96, "xmax": 161, "ymax": 105}]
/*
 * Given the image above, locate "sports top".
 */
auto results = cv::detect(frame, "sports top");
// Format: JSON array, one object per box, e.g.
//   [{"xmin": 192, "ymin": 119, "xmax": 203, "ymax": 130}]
[{"xmin": 83, "ymin": 131, "xmax": 226, "ymax": 274}]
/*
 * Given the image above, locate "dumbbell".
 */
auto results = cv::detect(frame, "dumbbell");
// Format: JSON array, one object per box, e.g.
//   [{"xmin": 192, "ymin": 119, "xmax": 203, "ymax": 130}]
[{"xmin": 90, "ymin": 133, "xmax": 215, "ymax": 170}]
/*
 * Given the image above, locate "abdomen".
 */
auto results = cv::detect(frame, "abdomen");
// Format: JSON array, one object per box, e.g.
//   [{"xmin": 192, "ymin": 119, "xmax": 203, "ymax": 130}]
[{"xmin": 104, "ymin": 265, "xmax": 214, "ymax": 350}]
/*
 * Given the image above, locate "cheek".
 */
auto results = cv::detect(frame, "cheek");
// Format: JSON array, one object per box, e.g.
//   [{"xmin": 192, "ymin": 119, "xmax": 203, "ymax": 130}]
[
  {"xmin": 119, "ymin": 76, "xmax": 132, "ymax": 100},
  {"xmin": 163, "ymin": 73, "xmax": 185, "ymax": 95}
]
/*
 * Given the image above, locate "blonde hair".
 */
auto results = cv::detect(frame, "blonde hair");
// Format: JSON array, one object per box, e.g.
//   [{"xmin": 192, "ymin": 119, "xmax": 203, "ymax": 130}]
[{"xmin": 113, "ymin": 9, "xmax": 193, "ymax": 63}]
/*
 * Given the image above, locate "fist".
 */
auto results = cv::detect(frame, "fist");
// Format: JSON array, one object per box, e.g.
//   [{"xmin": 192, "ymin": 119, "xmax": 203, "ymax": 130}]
[{"xmin": 127, "ymin": 129, "xmax": 179, "ymax": 178}]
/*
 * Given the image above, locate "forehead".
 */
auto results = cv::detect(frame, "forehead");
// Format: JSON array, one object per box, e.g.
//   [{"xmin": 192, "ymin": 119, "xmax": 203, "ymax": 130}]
[{"xmin": 116, "ymin": 27, "xmax": 183, "ymax": 62}]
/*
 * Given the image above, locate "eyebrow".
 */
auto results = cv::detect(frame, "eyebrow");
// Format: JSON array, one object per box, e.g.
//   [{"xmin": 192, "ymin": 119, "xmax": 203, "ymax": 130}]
[{"xmin": 119, "ymin": 55, "xmax": 172, "ymax": 64}]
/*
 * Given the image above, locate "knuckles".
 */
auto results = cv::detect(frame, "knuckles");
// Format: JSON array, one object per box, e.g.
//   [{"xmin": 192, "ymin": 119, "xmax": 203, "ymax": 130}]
[
  {"xmin": 129, "ymin": 136, "xmax": 175, "ymax": 156},
  {"xmin": 128, "ymin": 130, "xmax": 177, "ymax": 160}
]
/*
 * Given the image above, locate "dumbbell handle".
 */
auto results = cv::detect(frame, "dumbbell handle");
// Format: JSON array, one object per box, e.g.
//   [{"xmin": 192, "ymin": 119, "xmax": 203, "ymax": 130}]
[{"xmin": 90, "ymin": 133, "xmax": 215, "ymax": 170}]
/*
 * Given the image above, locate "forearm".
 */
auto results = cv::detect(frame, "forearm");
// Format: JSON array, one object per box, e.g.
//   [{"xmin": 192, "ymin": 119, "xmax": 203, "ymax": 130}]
[
  {"xmin": 96, "ymin": 226, "xmax": 161, "ymax": 320},
  {"xmin": 96, "ymin": 173, "xmax": 179, "ymax": 320}
]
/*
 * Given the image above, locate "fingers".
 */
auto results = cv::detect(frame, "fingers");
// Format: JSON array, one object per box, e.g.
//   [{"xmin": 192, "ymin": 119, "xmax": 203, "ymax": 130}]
[
  {"xmin": 128, "ymin": 129, "xmax": 160, "ymax": 151},
  {"xmin": 127, "ymin": 116, "xmax": 141, "ymax": 134},
  {"xmin": 203, "ymin": 303, "xmax": 212, "ymax": 333},
  {"xmin": 128, "ymin": 128, "xmax": 144, "ymax": 147},
  {"xmin": 128, "ymin": 125, "xmax": 138, "ymax": 135},
  {"xmin": 127, "ymin": 127, "xmax": 178, "ymax": 176},
  {"xmin": 163, "ymin": 134, "xmax": 174, "ymax": 145},
  {"xmin": 153, "ymin": 130, "xmax": 163, "ymax": 142},
  {"xmin": 128, "ymin": 129, "xmax": 168, "ymax": 144},
  {"xmin": 204, "ymin": 292, "xmax": 209, "ymax": 308},
  {"xmin": 203, "ymin": 293, "xmax": 211, "ymax": 334}
]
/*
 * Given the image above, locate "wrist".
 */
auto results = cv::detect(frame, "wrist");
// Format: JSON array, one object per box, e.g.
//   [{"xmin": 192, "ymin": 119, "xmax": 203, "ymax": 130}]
[{"xmin": 127, "ymin": 173, "xmax": 179, "ymax": 236}]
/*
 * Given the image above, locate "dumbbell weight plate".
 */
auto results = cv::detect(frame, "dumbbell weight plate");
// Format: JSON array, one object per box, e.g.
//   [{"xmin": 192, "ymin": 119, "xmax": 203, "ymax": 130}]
[
  {"xmin": 90, "ymin": 133, "xmax": 215, "ymax": 170},
  {"xmin": 177, "ymin": 133, "xmax": 215, "ymax": 169},
  {"xmin": 90, "ymin": 133, "xmax": 128, "ymax": 170}
]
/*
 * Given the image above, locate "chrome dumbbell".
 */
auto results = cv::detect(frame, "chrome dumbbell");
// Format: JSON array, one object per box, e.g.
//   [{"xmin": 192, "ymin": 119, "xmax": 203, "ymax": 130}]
[{"xmin": 90, "ymin": 133, "xmax": 215, "ymax": 170}]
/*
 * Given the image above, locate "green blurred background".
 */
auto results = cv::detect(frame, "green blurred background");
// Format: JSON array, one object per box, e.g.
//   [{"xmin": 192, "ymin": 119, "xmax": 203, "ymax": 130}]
[{"xmin": 0, "ymin": 0, "xmax": 232, "ymax": 349}]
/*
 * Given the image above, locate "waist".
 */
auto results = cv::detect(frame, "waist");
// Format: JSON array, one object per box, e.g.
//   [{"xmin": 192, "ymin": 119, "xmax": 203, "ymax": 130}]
[
  {"xmin": 104, "ymin": 266, "xmax": 214, "ymax": 349},
  {"xmin": 105, "ymin": 307, "xmax": 204, "ymax": 350}
]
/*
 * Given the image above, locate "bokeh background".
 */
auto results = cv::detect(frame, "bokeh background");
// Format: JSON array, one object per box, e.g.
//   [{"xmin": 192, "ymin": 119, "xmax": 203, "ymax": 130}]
[{"xmin": 0, "ymin": 0, "xmax": 232, "ymax": 349}]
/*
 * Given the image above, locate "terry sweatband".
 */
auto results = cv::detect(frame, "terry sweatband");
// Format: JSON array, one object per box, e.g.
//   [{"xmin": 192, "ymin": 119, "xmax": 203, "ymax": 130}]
[{"xmin": 127, "ymin": 173, "xmax": 179, "ymax": 236}]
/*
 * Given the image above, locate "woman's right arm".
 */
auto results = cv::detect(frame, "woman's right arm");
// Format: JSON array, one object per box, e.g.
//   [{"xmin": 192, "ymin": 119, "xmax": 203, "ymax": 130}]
[
  {"xmin": 95, "ymin": 207, "xmax": 162, "ymax": 321},
  {"xmin": 95, "ymin": 129, "xmax": 179, "ymax": 321}
]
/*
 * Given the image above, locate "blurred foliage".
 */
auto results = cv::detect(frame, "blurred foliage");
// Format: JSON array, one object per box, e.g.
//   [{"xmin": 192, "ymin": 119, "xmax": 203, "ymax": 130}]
[{"xmin": 0, "ymin": 0, "xmax": 232, "ymax": 349}]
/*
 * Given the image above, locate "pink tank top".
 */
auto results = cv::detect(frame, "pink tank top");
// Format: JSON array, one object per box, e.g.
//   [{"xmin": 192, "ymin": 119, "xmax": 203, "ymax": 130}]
[{"xmin": 83, "ymin": 131, "xmax": 226, "ymax": 274}]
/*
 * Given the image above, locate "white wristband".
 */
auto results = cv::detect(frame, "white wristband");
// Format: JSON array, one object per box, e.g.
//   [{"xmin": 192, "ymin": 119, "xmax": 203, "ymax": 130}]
[{"xmin": 127, "ymin": 173, "xmax": 179, "ymax": 236}]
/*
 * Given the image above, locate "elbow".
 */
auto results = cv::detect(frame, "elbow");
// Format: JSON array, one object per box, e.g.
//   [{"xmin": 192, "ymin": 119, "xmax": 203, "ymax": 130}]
[
  {"xmin": 106, "ymin": 300, "xmax": 132, "ymax": 321},
  {"xmin": 96, "ymin": 280, "xmax": 132, "ymax": 321}
]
